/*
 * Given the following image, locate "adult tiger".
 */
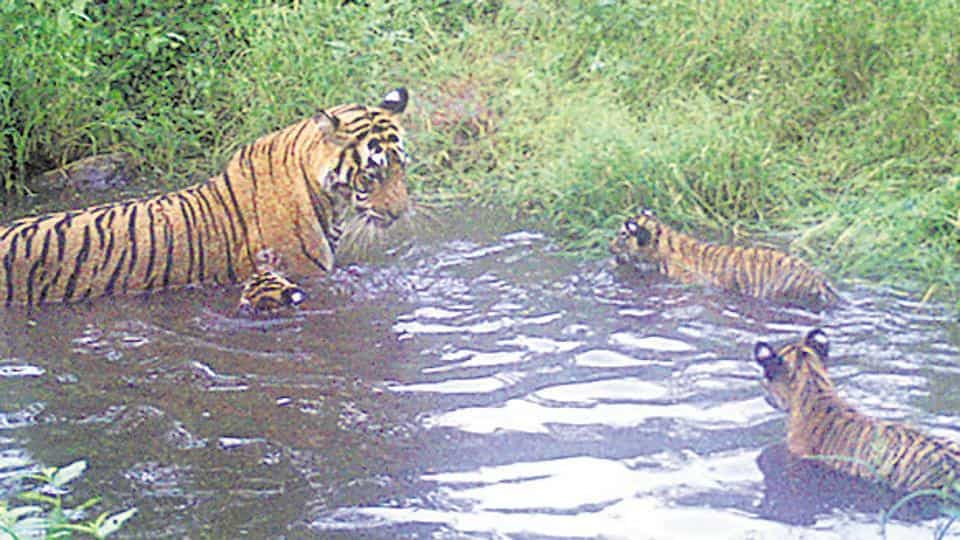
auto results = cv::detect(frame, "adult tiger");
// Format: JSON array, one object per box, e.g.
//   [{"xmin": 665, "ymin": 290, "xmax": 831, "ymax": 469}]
[
  {"xmin": 0, "ymin": 88, "xmax": 411, "ymax": 307},
  {"xmin": 754, "ymin": 328, "xmax": 960, "ymax": 492},
  {"xmin": 609, "ymin": 209, "xmax": 839, "ymax": 307}
]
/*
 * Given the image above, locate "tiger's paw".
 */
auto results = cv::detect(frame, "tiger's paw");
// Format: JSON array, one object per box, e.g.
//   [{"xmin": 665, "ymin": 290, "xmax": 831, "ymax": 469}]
[{"xmin": 236, "ymin": 271, "xmax": 308, "ymax": 316}]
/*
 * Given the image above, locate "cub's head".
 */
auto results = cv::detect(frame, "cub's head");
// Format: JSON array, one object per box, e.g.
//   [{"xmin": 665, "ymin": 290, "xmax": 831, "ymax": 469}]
[
  {"xmin": 237, "ymin": 270, "xmax": 308, "ymax": 316},
  {"xmin": 753, "ymin": 328, "xmax": 832, "ymax": 412},
  {"xmin": 314, "ymin": 88, "xmax": 411, "ymax": 230},
  {"xmin": 609, "ymin": 209, "xmax": 660, "ymax": 265}
]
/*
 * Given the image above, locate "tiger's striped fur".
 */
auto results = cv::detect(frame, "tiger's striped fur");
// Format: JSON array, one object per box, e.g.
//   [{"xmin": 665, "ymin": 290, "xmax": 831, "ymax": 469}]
[
  {"xmin": 610, "ymin": 209, "xmax": 838, "ymax": 307},
  {"xmin": 755, "ymin": 329, "xmax": 960, "ymax": 492},
  {"xmin": 0, "ymin": 88, "xmax": 410, "ymax": 306},
  {"xmin": 237, "ymin": 270, "xmax": 307, "ymax": 315}
]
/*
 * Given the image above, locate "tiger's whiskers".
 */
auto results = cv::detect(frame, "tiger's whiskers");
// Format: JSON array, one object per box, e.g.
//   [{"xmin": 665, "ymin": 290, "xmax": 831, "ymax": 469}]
[
  {"xmin": 408, "ymin": 199, "xmax": 441, "ymax": 226},
  {"xmin": 338, "ymin": 215, "xmax": 380, "ymax": 260},
  {"xmin": 336, "ymin": 200, "xmax": 436, "ymax": 263}
]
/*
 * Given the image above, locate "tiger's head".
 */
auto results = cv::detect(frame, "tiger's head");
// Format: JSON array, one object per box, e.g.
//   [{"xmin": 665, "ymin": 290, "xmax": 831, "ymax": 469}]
[
  {"xmin": 237, "ymin": 270, "xmax": 308, "ymax": 316},
  {"xmin": 312, "ymin": 88, "xmax": 411, "ymax": 230},
  {"xmin": 754, "ymin": 328, "xmax": 832, "ymax": 412},
  {"xmin": 609, "ymin": 209, "xmax": 660, "ymax": 266}
]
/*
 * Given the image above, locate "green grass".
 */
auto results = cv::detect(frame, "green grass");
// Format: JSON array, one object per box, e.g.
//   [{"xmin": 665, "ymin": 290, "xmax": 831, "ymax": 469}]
[{"xmin": 0, "ymin": 0, "xmax": 958, "ymax": 302}]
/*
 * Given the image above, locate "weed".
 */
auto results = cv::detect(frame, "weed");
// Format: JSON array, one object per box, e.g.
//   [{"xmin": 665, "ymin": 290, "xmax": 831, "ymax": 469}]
[
  {"xmin": 0, "ymin": 459, "xmax": 135, "ymax": 539},
  {"xmin": 1, "ymin": 0, "xmax": 957, "ymax": 300}
]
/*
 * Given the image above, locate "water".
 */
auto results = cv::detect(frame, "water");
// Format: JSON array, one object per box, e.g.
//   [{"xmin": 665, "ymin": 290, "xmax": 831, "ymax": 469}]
[{"xmin": 1, "ymin": 207, "xmax": 958, "ymax": 539}]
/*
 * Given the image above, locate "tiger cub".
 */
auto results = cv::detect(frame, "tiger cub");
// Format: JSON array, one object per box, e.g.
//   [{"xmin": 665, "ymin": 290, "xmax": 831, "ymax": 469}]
[
  {"xmin": 610, "ymin": 209, "xmax": 838, "ymax": 307},
  {"xmin": 237, "ymin": 271, "xmax": 307, "ymax": 315},
  {"xmin": 0, "ymin": 88, "xmax": 411, "ymax": 308},
  {"xmin": 755, "ymin": 329, "xmax": 960, "ymax": 492}
]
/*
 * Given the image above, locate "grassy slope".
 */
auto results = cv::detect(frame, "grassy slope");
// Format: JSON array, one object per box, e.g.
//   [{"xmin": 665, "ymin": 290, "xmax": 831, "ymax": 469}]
[{"xmin": 0, "ymin": 1, "xmax": 957, "ymax": 301}]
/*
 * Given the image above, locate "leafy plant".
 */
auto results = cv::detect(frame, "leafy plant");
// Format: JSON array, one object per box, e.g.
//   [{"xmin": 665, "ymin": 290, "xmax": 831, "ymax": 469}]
[{"xmin": 0, "ymin": 460, "xmax": 136, "ymax": 540}]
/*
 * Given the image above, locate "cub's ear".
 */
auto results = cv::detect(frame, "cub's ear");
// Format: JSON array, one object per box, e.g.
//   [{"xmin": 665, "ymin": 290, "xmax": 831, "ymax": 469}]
[
  {"xmin": 804, "ymin": 328, "xmax": 829, "ymax": 359},
  {"xmin": 754, "ymin": 342, "xmax": 782, "ymax": 380},
  {"xmin": 380, "ymin": 87, "xmax": 408, "ymax": 114},
  {"xmin": 754, "ymin": 342, "xmax": 777, "ymax": 366}
]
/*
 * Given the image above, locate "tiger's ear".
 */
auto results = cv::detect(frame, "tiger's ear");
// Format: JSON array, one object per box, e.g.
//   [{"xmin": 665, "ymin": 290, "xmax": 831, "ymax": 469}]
[
  {"xmin": 754, "ymin": 342, "xmax": 782, "ymax": 380},
  {"xmin": 754, "ymin": 342, "xmax": 777, "ymax": 366},
  {"xmin": 313, "ymin": 110, "xmax": 341, "ymax": 134},
  {"xmin": 313, "ymin": 110, "xmax": 351, "ymax": 145},
  {"xmin": 379, "ymin": 87, "xmax": 408, "ymax": 114},
  {"xmin": 804, "ymin": 328, "xmax": 829, "ymax": 359}
]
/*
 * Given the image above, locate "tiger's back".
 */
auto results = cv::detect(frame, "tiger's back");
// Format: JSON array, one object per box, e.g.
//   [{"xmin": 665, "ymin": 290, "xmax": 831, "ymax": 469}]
[
  {"xmin": 610, "ymin": 209, "xmax": 839, "ymax": 307},
  {"xmin": 0, "ymin": 187, "xmax": 252, "ymax": 305},
  {"xmin": 755, "ymin": 329, "xmax": 960, "ymax": 492}
]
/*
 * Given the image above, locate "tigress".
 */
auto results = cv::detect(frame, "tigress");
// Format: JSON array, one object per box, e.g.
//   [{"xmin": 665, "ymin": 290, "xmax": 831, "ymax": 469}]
[
  {"xmin": 609, "ymin": 209, "xmax": 839, "ymax": 307},
  {"xmin": 755, "ymin": 328, "xmax": 960, "ymax": 492},
  {"xmin": 0, "ymin": 88, "xmax": 411, "ymax": 308}
]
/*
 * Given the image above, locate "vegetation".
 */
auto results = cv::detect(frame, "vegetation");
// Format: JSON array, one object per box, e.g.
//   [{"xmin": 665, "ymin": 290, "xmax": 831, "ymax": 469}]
[
  {"xmin": 0, "ymin": 0, "xmax": 957, "ymax": 301},
  {"xmin": 884, "ymin": 481, "xmax": 960, "ymax": 540},
  {"xmin": 0, "ymin": 459, "xmax": 135, "ymax": 539},
  {"xmin": 807, "ymin": 453, "xmax": 960, "ymax": 538}
]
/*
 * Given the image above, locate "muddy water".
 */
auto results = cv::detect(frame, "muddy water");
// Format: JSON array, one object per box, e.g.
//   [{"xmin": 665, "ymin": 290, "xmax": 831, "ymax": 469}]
[{"xmin": 1, "ymin": 208, "xmax": 958, "ymax": 539}]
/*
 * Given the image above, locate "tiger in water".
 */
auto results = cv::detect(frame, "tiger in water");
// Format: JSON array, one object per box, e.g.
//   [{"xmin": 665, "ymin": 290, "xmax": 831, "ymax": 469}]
[
  {"xmin": 754, "ymin": 328, "xmax": 960, "ymax": 492},
  {"xmin": 610, "ymin": 209, "xmax": 838, "ymax": 308},
  {"xmin": 0, "ymin": 88, "xmax": 411, "ymax": 313}
]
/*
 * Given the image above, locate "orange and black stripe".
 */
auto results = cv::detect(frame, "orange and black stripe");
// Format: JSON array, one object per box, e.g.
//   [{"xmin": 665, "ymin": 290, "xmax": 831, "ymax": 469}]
[
  {"xmin": 611, "ymin": 209, "xmax": 839, "ymax": 307},
  {"xmin": 0, "ymin": 88, "xmax": 410, "ymax": 306},
  {"xmin": 755, "ymin": 329, "xmax": 960, "ymax": 492},
  {"xmin": 237, "ymin": 270, "xmax": 307, "ymax": 314}
]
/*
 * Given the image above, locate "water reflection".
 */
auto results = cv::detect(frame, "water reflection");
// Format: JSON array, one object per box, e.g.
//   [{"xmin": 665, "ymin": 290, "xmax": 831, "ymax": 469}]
[{"xmin": 0, "ymin": 208, "xmax": 957, "ymax": 538}]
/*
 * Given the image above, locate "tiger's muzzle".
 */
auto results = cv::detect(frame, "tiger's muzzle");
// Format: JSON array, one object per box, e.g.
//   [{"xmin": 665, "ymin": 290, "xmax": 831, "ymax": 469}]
[
  {"xmin": 609, "ymin": 236, "xmax": 634, "ymax": 265},
  {"xmin": 366, "ymin": 166, "xmax": 409, "ymax": 229}
]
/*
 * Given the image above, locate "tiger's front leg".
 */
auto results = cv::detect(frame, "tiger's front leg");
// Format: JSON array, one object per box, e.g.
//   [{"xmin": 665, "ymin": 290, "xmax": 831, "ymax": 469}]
[{"xmin": 236, "ymin": 249, "xmax": 308, "ymax": 315}]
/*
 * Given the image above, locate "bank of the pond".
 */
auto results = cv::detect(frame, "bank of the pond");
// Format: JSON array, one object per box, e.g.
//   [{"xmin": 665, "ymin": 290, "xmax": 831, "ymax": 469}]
[{"xmin": 1, "ymin": 1, "xmax": 958, "ymax": 303}]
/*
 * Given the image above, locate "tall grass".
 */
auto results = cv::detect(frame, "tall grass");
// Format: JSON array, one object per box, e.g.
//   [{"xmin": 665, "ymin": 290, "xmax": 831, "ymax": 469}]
[
  {"xmin": 0, "ymin": 1, "xmax": 257, "ymax": 192},
  {"xmin": 0, "ymin": 0, "xmax": 957, "ymax": 300}
]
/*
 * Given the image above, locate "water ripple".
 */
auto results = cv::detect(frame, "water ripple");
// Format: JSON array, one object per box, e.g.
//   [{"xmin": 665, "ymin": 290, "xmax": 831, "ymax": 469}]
[
  {"xmin": 2, "ymin": 215, "xmax": 958, "ymax": 538},
  {"xmin": 424, "ymin": 395, "xmax": 774, "ymax": 434},
  {"xmin": 0, "ymin": 362, "xmax": 44, "ymax": 378},
  {"xmin": 573, "ymin": 348, "xmax": 657, "ymax": 368},
  {"xmin": 608, "ymin": 332, "xmax": 696, "ymax": 353},
  {"xmin": 388, "ymin": 373, "xmax": 518, "ymax": 395}
]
